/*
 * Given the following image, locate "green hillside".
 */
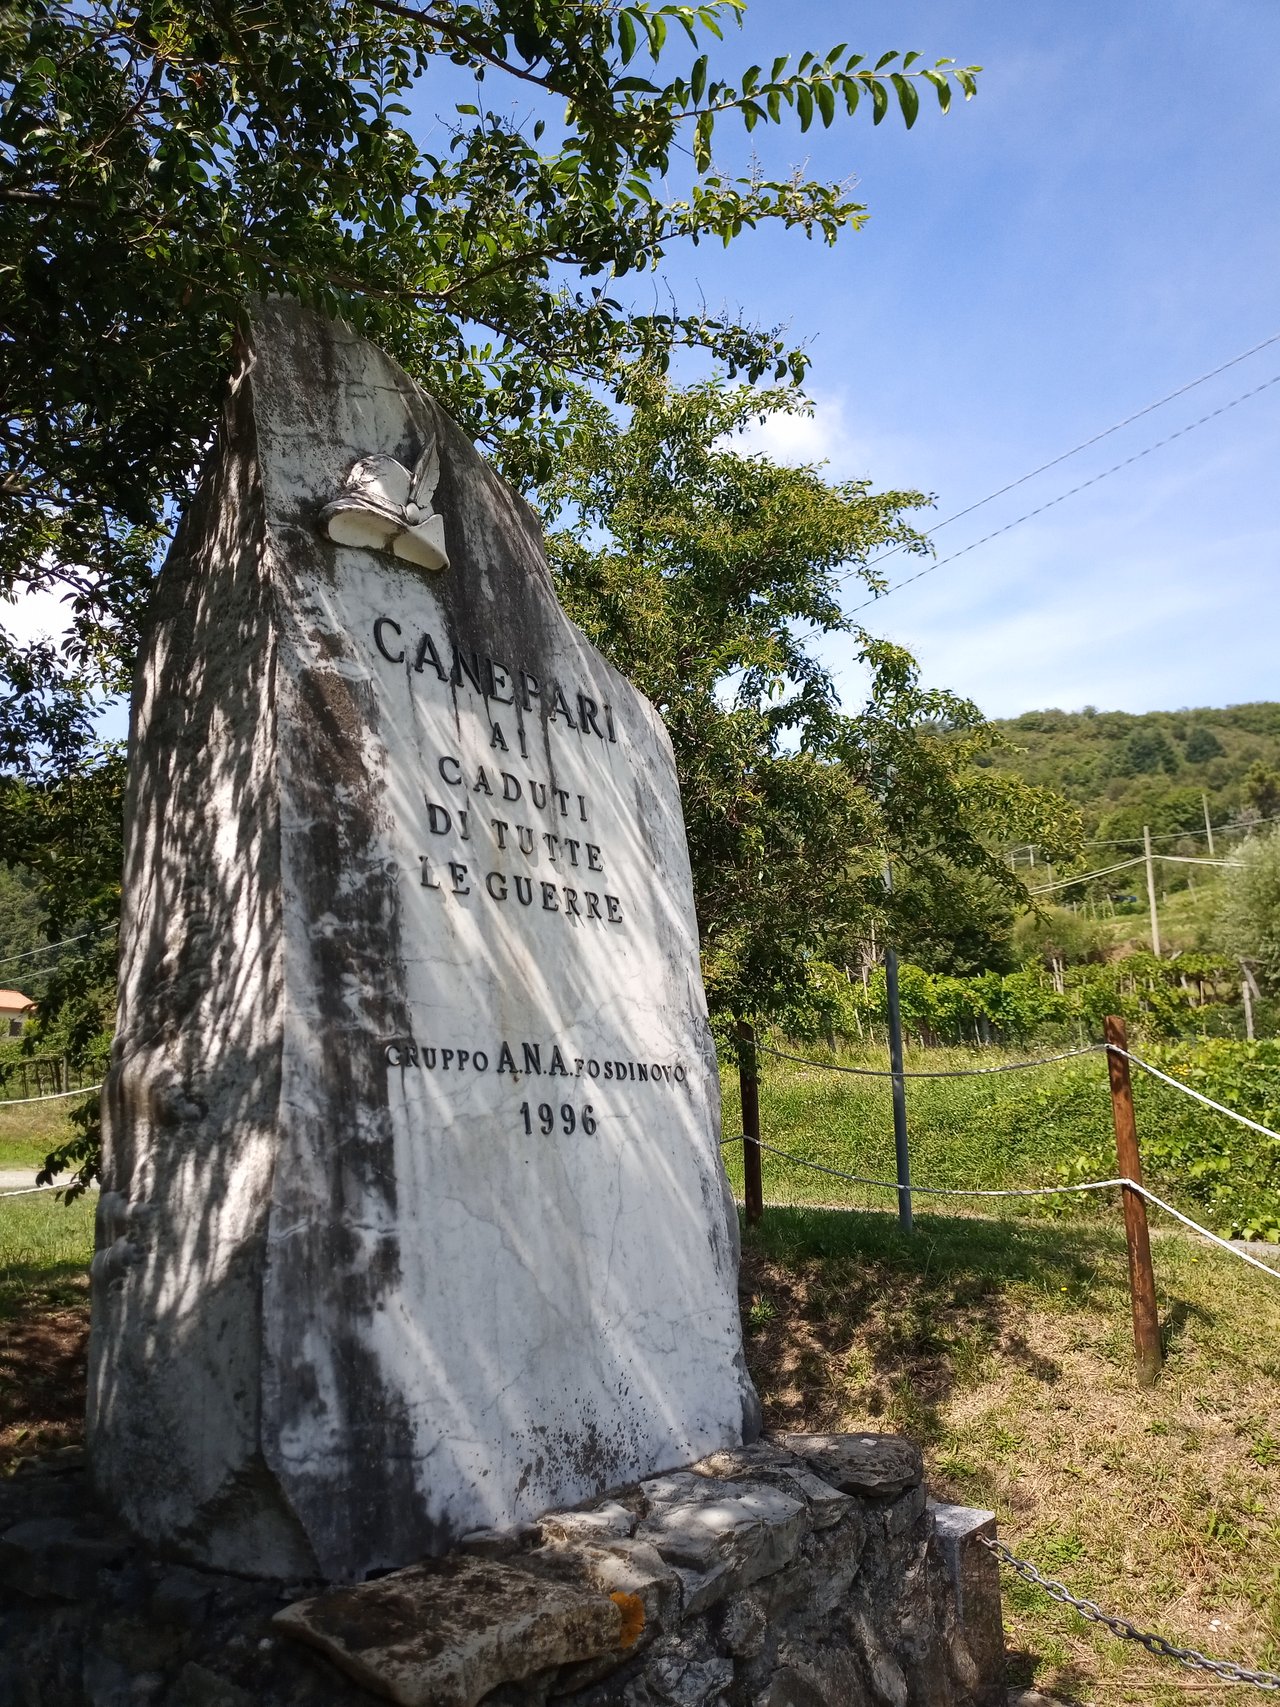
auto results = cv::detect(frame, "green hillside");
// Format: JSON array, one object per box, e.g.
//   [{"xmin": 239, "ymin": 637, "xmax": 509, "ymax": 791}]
[{"xmin": 983, "ymin": 701, "xmax": 1280, "ymax": 850}]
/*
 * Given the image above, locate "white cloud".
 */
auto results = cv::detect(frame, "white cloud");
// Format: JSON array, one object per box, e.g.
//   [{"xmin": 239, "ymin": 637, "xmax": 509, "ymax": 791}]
[
  {"xmin": 732, "ymin": 392, "xmax": 892, "ymax": 481},
  {"xmin": 1, "ymin": 586, "xmax": 75, "ymax": 648},
  {"xmin": 833, "ymin": 513, "xmax": 1280, "ymax": 719}
]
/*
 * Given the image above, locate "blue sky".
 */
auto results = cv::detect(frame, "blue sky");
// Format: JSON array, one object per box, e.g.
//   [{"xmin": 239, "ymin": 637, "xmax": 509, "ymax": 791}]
[{"xmin": 645, "ymin": 1, "xmax": 1280, "ymax": 718}]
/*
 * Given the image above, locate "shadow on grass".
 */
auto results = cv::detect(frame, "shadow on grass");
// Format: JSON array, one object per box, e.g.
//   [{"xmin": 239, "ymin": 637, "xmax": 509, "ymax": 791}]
[
  {"xmin": 0, "ymin": 1257, "xmax": 93, "ymax": 1323},
  {"xmin": 0, "ymin": 1269, "xmax": 89, "ymax": 1470},
  {"xmin": 1004, "ymin": 1648, "xmax": 1091, "ymax": 1706},
  {"xmin": 740, "ymin": 1206, "xmax": 1140, "ymax": 1446},
  {"xmin": 1159, "ymin": 1292, "xmax": 1214, "ymax": 1359},
  {"xmin": 745, "ymin": 1202, "xmax": 1135, "ymax": 1282}
]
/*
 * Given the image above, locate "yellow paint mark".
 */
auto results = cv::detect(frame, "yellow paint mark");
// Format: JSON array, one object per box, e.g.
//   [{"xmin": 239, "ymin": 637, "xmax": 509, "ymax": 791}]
[{"xmin": 610, "ymin": 1590, "xmax": 645, "ymax": 1648}]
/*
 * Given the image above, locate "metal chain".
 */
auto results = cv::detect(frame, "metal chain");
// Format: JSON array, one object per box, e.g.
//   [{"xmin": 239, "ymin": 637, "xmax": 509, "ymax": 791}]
[{"xmin": 981, "ymin": 1538, "xmax": 1280, "ymax": 1691}]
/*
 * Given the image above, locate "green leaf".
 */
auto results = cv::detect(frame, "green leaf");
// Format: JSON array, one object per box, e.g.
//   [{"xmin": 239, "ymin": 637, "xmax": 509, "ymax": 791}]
[
  {"xmin": 891, "ymin": 73, "xmax": 919, "ymax": 128},
  {"xmin": 814, "ymin": 79, "xmax": 835, "ymax": 127},
  {"xmin": 923, "ymin": 69, "xmax": 951, "ymax": 113},
  {"xmin": 618, "ymin": 9, "xmax": 637, "ymax": 64},
  {"xmin": 795, "ymin": 81, "xmax": 814, "ymax": 131},
  {"xmin": 694, "ymin": 108, "xmax": 713, "ymax": 169},
  {"xmin": 869, "ymin": 78, "xmax": 888, "ymax": 124},
  {"xmin": 874, "ymin": 50, "xmax": 898, "ymax": 71},
  {"xmin": 691, "ymin": 53, "xmax": 708, "ymax": 104}
]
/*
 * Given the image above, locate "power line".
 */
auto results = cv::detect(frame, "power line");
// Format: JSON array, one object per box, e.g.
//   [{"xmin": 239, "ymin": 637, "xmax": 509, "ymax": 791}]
[
  {"xmin": 851, "ymin": 326, "xmax": 1280, "ymax": 577},
  {"xmin": 0, "ymin": 928, "xmax": 110, "ymax": 975},
  {"xmin": 845, "ymin": 368, "xmax": 1280, "ymax": 612},
  {"xmin": 1026, "ymin": 857, "xmax": 1146, "ymax": 895},
  {"xmin": 1026, "ymin": 851, "xmax": 1238, "ymax": 895},
  {"xmin": 1084, "ymin": 811, "xmax": 1280, "ymax": 849}
]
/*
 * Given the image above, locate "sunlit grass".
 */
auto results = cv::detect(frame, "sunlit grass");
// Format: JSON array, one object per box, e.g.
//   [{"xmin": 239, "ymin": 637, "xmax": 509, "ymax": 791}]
[
  {"xmin": 720, "ymin": 1043, "xmax": 1116, "ymax": 1216},
  {"xmin": 0, "ymin": 1190, "xmax": 95, "ymax": 1321},
  {"xmin": 0, "ymin": 1097, "xmax": 79, "ymax": 1176},
  {"xmin": 742, "ymin": 1202, "xmax": 1280, "ymax": 1705}
]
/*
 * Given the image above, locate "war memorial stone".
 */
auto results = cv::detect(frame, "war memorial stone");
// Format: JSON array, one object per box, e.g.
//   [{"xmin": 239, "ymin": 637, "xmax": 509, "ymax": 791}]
[{"xmin": 87, "ymin": 298, "xmax": 760, "ymax": 1584}]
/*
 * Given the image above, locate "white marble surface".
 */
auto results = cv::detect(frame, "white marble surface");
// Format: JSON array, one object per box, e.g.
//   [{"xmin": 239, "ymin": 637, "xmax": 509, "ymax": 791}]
[{"xmin": 88, "ymin": 300, "xmax": 756, "ymax": 1581}]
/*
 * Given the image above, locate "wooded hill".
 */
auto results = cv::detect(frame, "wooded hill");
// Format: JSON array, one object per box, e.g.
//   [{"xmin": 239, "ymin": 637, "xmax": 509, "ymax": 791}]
[{"xmin": 980, "ymin": 702, "xmax": 1280, "ymax": 848}]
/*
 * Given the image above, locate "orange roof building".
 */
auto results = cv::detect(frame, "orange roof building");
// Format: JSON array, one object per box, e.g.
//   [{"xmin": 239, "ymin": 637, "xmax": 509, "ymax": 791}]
[{"xmin": 0, "ymin": 989, "xmax": 35, "ymax": 1037}]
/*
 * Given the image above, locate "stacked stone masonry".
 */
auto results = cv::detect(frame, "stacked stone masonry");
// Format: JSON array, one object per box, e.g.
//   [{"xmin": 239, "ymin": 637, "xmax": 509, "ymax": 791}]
[{"xmin": 1, "ymin": 1434, "xmax": 1003, "ymax": 1707}]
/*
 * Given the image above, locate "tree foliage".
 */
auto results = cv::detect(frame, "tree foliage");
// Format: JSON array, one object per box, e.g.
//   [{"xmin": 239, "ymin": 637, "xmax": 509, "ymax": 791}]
[
  {"xmin": 544, "ymin": 372, "xmax": 1080, "ymax": 1029},
  {"xmin": 2, "ymin": 0, "xmax": 978, "ymax": 771},
  {"xmin": 0, "ymin": 860, "xmax": 45, "ymax": 972},
  {"xmin": 984, "ymin": 702, "xmax": 1280, "ymax": 864},
  {"xmin": 1218, "ymin": 827, "xmax": 1280, "ymax": 990},
  {"xmin": 1244, "ymin": 762, "xmax": 1280, "ymax": 820}
]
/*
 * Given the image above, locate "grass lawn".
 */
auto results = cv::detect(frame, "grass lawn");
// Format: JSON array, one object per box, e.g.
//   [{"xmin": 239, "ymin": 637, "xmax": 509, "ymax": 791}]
[
  {"xmin": 721, "ymin": 1043, "xmax": 1126, "ymax": 1214},
  {"xmin": 743, "ymin": 1205, "xmax": 1280, "ymax": 1706},
  {"xmin": 0, "ymin": 1096, "xmax": 78, "ymax": 1176}
]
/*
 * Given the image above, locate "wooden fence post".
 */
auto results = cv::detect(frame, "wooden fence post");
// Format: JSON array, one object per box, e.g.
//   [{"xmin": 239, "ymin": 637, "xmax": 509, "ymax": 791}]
[
  {"xmin": 736, "ymin": 1020, "xmax": 763, "ymax": 1226},
  {"xmin": 1104, "ymin": 1014, "xmax": 1162, "ymax": 1386}
]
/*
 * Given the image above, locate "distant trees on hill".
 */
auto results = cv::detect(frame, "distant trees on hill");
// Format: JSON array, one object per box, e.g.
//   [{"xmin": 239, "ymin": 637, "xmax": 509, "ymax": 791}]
[
  {"xmin": 1185, "ymin": 726, "xmax": 1224, "ymax": 764},
  {"xmin": 986, "ymin": 702, "xmax": 1280, "ymax": 843}
]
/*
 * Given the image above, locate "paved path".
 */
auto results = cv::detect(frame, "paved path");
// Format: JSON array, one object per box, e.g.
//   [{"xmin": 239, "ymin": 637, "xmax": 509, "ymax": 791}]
[{"xmin": 0, "ymin": 1169, "xmax": 97, "ymax": 1194}]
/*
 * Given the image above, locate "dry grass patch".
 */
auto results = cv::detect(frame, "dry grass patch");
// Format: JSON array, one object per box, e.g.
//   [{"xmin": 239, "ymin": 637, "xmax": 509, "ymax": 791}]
[{"xmin": 742, "ymin": 1206, "xmax": 1280, "ymax": 1707}]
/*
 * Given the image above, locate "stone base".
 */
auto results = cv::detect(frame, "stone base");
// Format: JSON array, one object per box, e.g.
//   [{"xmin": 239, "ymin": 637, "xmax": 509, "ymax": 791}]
[
  {"xmin": 0, "ymin": 1427, "xmax": 1010, "ymax": 1707},
  {"xmin": 1, "ymin": 1436, "xmax": 1003, "ymax": 1707}
]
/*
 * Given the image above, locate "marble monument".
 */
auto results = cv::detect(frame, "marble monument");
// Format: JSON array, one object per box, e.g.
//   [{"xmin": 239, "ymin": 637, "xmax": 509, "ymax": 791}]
[{"xmin": 87, "ymin": 298, "xmax": 759, "ymax": 1583}]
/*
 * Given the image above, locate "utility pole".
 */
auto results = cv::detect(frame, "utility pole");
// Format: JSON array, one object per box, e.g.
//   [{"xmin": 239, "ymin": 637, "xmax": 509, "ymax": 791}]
[
  {"xmin": 1241, "ymin": 961, "xmax": 1261, "ymax": 1043},
  {"xmin": 882, "ymin": 861, "xmax": 913, "ymax": 1234},
  {"xmin": 1143, "ymin": 825, "xmax": 1161, "ymax": 959},
  {"xmin": 1202, "ymin": 792, "xmax": 1215, "ymax": 857}
]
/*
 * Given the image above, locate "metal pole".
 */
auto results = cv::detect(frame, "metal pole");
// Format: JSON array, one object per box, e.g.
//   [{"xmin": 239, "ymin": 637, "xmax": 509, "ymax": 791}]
[
  {"xmin": 882, "ymin": 860, "xmax": 912, "ymax": 1233},
  {"xmin": 1103, "ymin": 1015, "xmax": 1162, "ymax": 1386},
  {"xmin": 736, "ymin": 1020, "xmax": 763, "ymax": 1226},
  {"xmin": 1202, "ymin": 792, "xmax": 1215, "ymax": 857},
  {"xmin": 1143, "ymin": 825, "xmax": 1161, "ymax": 958}
]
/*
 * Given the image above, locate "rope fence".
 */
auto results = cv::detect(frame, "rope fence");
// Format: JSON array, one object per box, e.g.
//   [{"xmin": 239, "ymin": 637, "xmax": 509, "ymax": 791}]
[
  {"xmin": 727, "ymin": 1019, "xmax": 1280, "ymax": 1345},
  {"xmin": 1116, "ymin": 1047, "xmax": 1280, "ymax": 1142},
  {"xmin": 0, "ymin": 1082, "xmax": 102, "ymax": 1107},
  {"xmin": 754, "ymin": 1039, "xmax": 1103, "ymax": 1079},
  {"xmin": 730, "ymin": 1015, "xmax": 1280, "ymax": 1690},
  {"xmin": 722, "ymin": 1133, "xmax": 1280, "ymax": 1282}
]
